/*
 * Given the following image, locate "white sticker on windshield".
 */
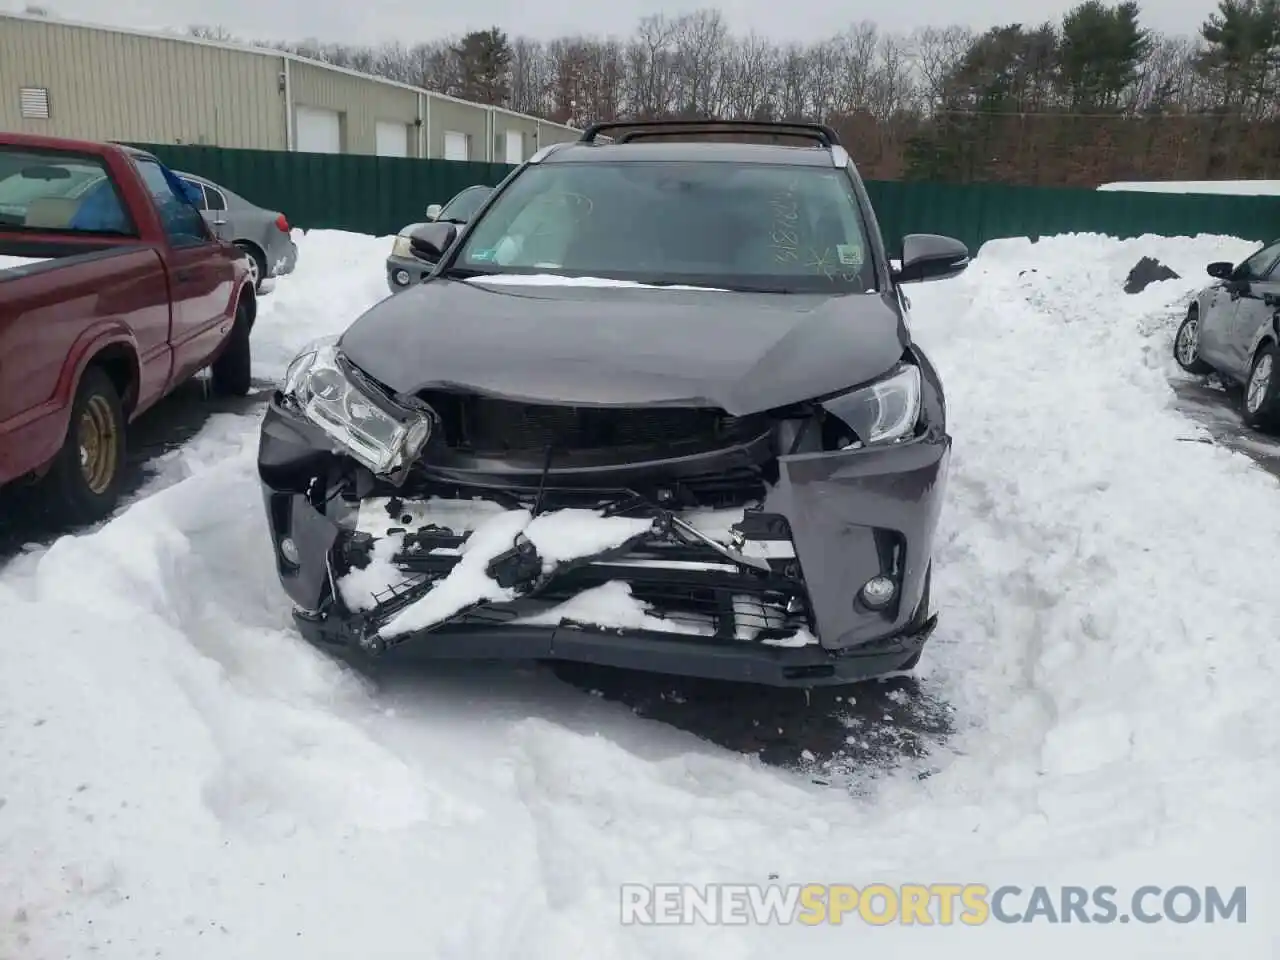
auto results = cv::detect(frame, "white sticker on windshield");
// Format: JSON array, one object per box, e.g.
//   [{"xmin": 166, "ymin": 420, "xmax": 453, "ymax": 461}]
[{"xmin": 837, "ymin": 243, "xmax": 863, "ymax": 267}]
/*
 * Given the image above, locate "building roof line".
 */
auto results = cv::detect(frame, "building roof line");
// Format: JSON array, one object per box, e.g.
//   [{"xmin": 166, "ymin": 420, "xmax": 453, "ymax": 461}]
[{"xmin": 0, "ymin": 10, "xmax": 575, "ymax": 131}]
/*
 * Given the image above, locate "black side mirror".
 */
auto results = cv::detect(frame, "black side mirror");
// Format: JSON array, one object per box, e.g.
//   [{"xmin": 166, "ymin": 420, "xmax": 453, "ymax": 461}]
[
  {"xmin": 895, "ymin": 234, "xmax": 970, "ymax": 284},
  {"xmin": 1207, "ymin": 261, "xmax": 1235, "ymax": 280},
  {"xmin": 409, "ymin": 222, "xmax": 457, "ymax": 264}
]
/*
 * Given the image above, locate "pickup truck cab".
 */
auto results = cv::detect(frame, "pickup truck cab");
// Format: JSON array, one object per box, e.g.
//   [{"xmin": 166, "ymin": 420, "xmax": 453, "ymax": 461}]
[{"xmin": 0, "ymin": 133, "xmax": 257, "ymax": 524}]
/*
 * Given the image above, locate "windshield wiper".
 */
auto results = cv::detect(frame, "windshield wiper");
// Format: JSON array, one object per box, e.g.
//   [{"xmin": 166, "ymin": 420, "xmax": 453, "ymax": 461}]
[{"xmin": 441, "ymin": 265, "xmax": 494, "ymax": 278}]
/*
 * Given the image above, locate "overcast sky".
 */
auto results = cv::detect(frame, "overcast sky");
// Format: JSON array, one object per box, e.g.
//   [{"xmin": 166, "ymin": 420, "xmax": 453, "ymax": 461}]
[{"xmin": 10, "ymin": 0, "xmax": 1209, "ymax": 46}]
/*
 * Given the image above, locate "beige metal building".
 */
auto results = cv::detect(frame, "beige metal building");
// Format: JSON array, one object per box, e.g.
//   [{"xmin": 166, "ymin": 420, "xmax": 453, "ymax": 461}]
[{"xmin": 0, "ymin": 11, "xmax": 579, "ymax": 162}]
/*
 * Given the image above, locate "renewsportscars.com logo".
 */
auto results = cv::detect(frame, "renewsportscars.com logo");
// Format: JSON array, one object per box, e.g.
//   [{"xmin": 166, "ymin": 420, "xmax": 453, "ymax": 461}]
[{"xmin": 619, "ymin": 883, "xmax": 1248, "ymax": 926}]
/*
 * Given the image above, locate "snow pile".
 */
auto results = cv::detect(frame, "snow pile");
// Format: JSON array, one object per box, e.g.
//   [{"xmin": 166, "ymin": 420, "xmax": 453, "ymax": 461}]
[
  {"xmin": 250, "ymin": 228, "xmax": 396, "ymax": 381},
  {"xmin": 900, "ymin": 231, "xmax": 1278, "ymax": 943},
  {"xmin": 2, "ymin": 228, "xmax": 1277, "ymax": 959}
]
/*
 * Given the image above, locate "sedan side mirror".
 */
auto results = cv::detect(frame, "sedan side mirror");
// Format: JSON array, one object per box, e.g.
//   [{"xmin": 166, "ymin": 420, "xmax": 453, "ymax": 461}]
[
  {"xmin": 895, "ymin": 234, "xmax": 970, "ymax": 284},
  {"xmin": 1207, "ymin": 261, "xmax": 1235, "ymax": 280},
  {"xmin": 409, "ymin": 222, "xmax": 457, "ymax": 263},
  {"xmin": 425, "ymin": 203, "xmax": 443, "ymax": 221}
]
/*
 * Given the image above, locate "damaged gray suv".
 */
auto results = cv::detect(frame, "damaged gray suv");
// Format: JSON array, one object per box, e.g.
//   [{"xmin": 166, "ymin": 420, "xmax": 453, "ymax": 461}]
[{"xmin": 257, "ymin": 120, "xmax": 970, "ymax": 687}]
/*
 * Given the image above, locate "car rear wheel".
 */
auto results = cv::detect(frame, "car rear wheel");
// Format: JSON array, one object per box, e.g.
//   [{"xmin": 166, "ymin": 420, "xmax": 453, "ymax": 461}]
[
  {"xmin": 236, "ymin": 241, "xmax": 266, "ymax": 292},
  {"xmin": 211, "ymin": 296, "xmax": 252, "ymax": 397},
  {"xmin": 1242, "ymin": 341, "xmax": 1280, "ymax": 433},
  {"xmin": 1174, "ymin": 308, "xmax": 1213, "ymax": 375},
  {"xmin": 43, "ymin": 365, "xmax": 127, "ymax": 526}
]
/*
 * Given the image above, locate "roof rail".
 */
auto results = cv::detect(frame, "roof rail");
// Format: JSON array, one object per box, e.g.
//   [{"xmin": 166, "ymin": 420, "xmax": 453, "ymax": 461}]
[{"xmin": 576, "ymin": 119, "xmax": 842, "ymax": 148}]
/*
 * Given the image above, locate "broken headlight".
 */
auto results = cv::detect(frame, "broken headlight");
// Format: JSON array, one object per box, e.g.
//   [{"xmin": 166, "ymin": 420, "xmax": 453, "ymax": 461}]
[
  {"xmin": 822, "ymin": 363, "xmax": 921, "ymax": 448},
  {"xmin": 282, "ymin": 337, "xmax": 433, "ymax": 475}
]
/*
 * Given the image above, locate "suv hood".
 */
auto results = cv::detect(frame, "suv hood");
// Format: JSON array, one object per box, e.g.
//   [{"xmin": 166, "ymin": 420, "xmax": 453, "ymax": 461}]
[{"xmin": 339, "ymin": 276, "xmax": 909, "ymax": 416}]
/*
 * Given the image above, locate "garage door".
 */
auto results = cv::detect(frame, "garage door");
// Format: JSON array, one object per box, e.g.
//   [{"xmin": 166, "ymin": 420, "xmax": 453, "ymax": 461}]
[
  {"xmin": 504, "ymin": 130, "xmax": 524, "ymax": 164},
  {"xmin": 443, "ymin": 131, "xmax": 469, "ymax": 161},
  {"xmin": 296, "ymin": 106, "xmax": 341, "ymax": 153},
  {"xmin": 375, "ymin": 120, "xmax": 409, "ymax": 158}
]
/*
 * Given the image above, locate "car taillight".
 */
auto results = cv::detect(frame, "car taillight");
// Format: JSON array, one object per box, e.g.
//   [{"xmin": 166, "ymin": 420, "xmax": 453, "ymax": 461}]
[{"xmin": 275, "ymin": 214, "xmax": 289, "ymax": 232}]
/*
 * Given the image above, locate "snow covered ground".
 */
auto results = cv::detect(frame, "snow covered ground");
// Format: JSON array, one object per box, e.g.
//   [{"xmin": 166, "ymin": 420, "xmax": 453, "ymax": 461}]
[{"xmin": 2, "ymin": 228, "xmax": 1277, "ymax": 958}]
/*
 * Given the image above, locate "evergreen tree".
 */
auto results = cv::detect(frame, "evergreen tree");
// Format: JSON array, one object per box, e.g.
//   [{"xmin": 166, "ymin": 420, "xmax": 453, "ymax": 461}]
[
  {"xmin": 452, "ymin": 28, "xmax": 514, "ymax": 107},
  {"xmin": 1058, "ymin": 1, "xmax": 1151, "ymax": 110},
  {"xmin": 1194, "ymin": 0, "xmax": 1280, "ymax": 117}
]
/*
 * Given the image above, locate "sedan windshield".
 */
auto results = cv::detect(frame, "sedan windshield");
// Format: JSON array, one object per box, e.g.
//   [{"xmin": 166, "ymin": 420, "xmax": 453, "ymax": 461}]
[
  {"xmin": 453, "ymin": 161, "xmax": 876, "ymax": 293},
  {"xmin": 438, "ymin": 185, "xmax": 492, "ymax": 222}
]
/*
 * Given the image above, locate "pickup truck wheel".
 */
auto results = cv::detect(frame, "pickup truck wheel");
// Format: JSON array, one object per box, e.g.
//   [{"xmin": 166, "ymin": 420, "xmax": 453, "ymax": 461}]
[
  {"xmin": 211, "ymin": 297, "xmax": 252, "ymax": 397},
  {"xmin": 45, "ymin": 366, "xmax": 126, "ymax": 525}
]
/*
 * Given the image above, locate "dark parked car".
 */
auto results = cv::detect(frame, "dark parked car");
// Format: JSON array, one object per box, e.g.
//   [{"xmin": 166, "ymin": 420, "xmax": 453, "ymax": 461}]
[
  {"xmin": 385, "ymin": 184, "xmax": 492, "ymax": 293},
  {"xmin": 259, "ymin": 120, "xmax": 969, "ymax": 687},
  {"xmin": 1175, "ymin": 239, "xmax": 1280, "ymax": 432},
  {"xmin": 175, "ymin": 170, "xmax": 298, "ymax": 292}
]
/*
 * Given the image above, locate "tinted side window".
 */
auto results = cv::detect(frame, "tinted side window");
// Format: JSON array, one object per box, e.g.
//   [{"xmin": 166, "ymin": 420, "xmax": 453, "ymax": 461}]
[
  {"xmin": 135, "ymin": 159, "xmax": 210, "ymax": 247},
  {"xmin": 180, "ymin": 178, "xmax": 209, "ymax": 210},
  {"xmin": 205, "ymin": 186, "xmax": 227, "ymax": 212},
  {"xmin": 0, "ymin": 147, "xmax": 134, "ymax": 235},
  {"xmin": 1239, "ymin": 242, "xmax": 1280, "ymax": 280}
]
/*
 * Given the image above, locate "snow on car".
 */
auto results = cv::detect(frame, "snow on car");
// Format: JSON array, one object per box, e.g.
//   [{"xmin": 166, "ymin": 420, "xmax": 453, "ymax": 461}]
[{"xmin": 0, "ymin": 225, "xmax": 1276, "ymax": 959}]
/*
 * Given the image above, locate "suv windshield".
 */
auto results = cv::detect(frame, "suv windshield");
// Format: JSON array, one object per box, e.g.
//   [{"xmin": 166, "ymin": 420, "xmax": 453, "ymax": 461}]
[{"xmin": 453, "ymin": 161, "xmax": 876, "ymax": 293}]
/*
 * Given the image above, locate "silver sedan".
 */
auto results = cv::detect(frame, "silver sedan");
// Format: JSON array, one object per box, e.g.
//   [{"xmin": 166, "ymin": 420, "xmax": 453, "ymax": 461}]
[
  {"xmin": 176, "ymin": 170, "xmax": 298, "ymax": 292},
  {"xmin": 1175, "ymin": 238, "xmax": 1280, "ymax": 433}
]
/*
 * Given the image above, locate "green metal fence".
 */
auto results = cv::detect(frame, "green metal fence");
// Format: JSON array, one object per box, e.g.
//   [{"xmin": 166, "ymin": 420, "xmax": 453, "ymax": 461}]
[
  {"xmin": 131, "ymin": 142, "xmax": 1280, "ymax": 250},
  {"xmin": 862, "ymin": 180, "xmax": 1280, "ymax": 251},
  {"xmin": 132, "ymin": 143, "xmax": 518, "ymax": 237}
]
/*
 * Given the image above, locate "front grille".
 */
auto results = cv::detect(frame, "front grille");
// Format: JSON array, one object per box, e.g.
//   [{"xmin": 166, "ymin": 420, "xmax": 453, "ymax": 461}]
[{"xmin": 423, "ymin": 393, "xmax": 756, "ymax": 453}]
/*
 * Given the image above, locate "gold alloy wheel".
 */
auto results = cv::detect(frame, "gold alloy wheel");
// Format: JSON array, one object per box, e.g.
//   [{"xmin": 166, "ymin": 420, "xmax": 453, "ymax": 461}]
[{"xmin": 77, "ymin": 394, "xmax": 119, "ymax": 494}]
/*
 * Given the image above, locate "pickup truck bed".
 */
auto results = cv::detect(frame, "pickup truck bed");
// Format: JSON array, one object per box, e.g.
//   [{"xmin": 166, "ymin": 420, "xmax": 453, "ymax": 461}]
[{"xmin": 0, "ymin": 133, "xmax": 257, "ymax": 525}]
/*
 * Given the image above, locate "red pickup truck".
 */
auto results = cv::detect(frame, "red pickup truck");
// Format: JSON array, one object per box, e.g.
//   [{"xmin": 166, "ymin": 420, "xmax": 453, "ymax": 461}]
[{"xmin": 0, "ymin": 133, "xmax": 257, "ymax": 524}]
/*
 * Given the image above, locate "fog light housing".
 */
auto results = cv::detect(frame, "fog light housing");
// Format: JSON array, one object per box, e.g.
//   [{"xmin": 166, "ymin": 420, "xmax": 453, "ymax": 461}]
[
  {"xmin": 395, "ymin": 269, "xmax": 410, "ymax": 285},
  {"xmin": 280, "ymin": 536, "xmax": 300, "ymax": 565},
  {"xmin": 860, "ymin": 575, "xmax": 897, "ymax": 609}
]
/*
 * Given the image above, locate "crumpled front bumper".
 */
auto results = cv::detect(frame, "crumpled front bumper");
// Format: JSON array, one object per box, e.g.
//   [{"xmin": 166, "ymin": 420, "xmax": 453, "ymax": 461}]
[{"xmin": 258, "ymin": 396, "xmax": 949, "ymax": 687}]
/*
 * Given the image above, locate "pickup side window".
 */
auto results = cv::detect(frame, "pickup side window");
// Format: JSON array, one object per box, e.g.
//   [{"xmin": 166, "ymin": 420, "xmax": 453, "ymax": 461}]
[
  {"xmin": 134, "ymin": 158, "xmax": 211, "ymax": 248},
  {"xmin": 0, "ymin": 146, "xmax": 135, "ymax": 235}
]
